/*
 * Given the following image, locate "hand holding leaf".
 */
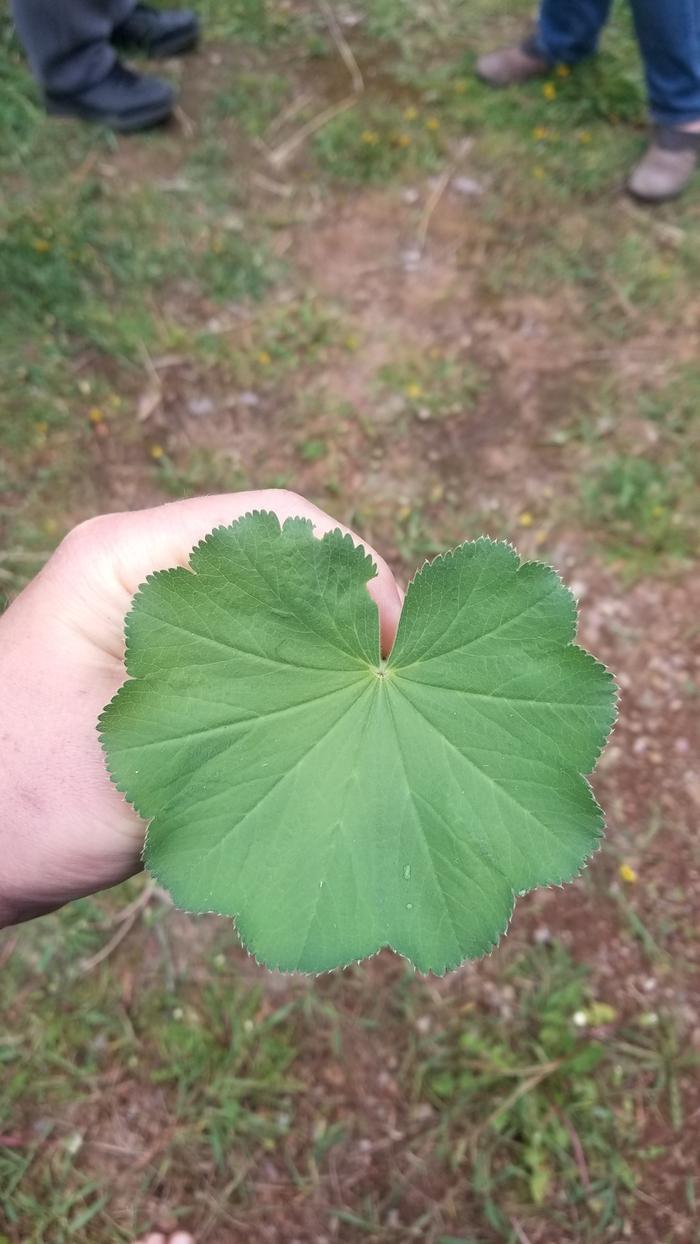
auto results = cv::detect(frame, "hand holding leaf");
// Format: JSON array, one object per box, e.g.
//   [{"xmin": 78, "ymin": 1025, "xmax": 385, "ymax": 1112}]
[{"xmin": 0, "ymin": 492, "xmax": 401, "ymax": 926}]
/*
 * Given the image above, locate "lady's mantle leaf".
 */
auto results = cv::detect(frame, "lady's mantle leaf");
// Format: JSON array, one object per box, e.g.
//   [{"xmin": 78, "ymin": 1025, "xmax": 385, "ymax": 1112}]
[{"xmin": 100, "ymin": 512, "xmax": 617, "ymax": 974}]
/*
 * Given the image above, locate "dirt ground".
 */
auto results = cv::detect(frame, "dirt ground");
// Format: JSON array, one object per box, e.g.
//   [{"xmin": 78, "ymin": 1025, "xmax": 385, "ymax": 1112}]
[{"xmin": 1, "ymin": 3, "xmax": 700, "ymax": 1242}]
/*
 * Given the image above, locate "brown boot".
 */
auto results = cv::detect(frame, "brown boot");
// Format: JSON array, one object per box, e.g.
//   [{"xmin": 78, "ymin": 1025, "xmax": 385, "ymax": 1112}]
[
  {"xmin": 627, "ymin": 127, "xmax": 700, "ymax": 203},
  {"xmin": 476, "ymin": 38, "xmax": 550, "ymax": 88}
]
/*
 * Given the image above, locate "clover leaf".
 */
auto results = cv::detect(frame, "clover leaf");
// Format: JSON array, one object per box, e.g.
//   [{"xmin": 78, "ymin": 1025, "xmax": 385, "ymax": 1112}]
[{"xmin": 100, "ymin": 512, "xmax": 617, "ymax": 973}]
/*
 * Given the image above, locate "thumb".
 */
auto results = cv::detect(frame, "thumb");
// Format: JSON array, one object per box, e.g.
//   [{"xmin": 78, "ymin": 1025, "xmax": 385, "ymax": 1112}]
[{"xmin": 49, "ymin": 490, "xmax": 403, "ymax": 660}]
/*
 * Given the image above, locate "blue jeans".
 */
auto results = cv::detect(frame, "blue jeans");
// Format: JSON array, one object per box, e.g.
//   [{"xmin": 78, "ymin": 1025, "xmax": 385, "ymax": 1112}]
[{"xmin": 533, "ymin": 0, "xmax": 700, "ymax": 125}]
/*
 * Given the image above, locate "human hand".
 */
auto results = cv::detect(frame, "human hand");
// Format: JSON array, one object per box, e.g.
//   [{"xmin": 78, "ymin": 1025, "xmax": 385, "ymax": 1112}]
[{"xmin": 0, "ymin": 491, "xmax": 403, "ymax": 927}]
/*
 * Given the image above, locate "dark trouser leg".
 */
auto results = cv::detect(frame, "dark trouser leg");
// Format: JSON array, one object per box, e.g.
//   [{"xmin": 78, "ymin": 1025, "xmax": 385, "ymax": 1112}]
[
  {"xmin": 11, "ymin": 0, "xmax": 136, "ymax": 94},
  {"xmin": 630, "ymin": 0, "xmax": 700, "ymax": 125},
  {"xmin": 533, "ymin": 0, "xmax": 614, "ymax": 63}
]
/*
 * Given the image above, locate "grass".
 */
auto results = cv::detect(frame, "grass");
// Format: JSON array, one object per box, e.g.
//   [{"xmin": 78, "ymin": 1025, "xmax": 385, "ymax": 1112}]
[
  {"xmin": 213, "ymin": 71, "xmax": 290, "ymax": 136},
  {"xmin": 2, "ymin": 896, "xmax": 696, "ymax": 1243},
  {"xmin": 154, "ymin": 447, "xmax": 248, "ymax": 497},
  {"xmin": 570, "ymin": 363, "xmax": 700, "ymax": 572},
  {"xmin": 194, "ymin": 0, "xmax": 319, "ymax": 47},
  {"xmin": 197, "ymin": 230, "xmax": 279, "ymax": 302},
  {"xmin": 0, "ymin": 894, "xmax": 303, "ymax": 1242},
  {"xmin": 314, "ymin": 102, "xmax": 444, "ymax": 184},
  {"xmin": 378, "ymin": 350, "xmax": 485, "ymax": 421},
  {"xmin": 1, "ymin": 0, "xmax": 700, "ymax": 1240},
  {"xmin": 415, "ymin": 945, "xmax": 654, "ymax": 1238},
  {"xmin": 581, "ymin": 455, "xmax": 690, "ymax": 558}
]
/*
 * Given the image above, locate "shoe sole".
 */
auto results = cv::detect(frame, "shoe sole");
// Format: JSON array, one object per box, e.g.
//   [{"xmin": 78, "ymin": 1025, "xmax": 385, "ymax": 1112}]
[
  {"xmin": 626, "ymin": 183, "xmax": 687, "ymax": 204},
  {"xmin": 115, "ymin": 29, "xmax": 200, "ymax": 58},
  {"xmin": 45, "ymin": 96, "xmax": 174, "ymax": 133},
  {"xmin": 626, "ymin": 171, "xmax": 695, "ymax": 204}
]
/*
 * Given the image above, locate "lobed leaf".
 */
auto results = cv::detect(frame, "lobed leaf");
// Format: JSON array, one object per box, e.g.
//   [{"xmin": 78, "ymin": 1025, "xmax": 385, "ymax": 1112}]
[{"xmin": 100, "ymin": 513, "xmax": 617, "ymax": 973}]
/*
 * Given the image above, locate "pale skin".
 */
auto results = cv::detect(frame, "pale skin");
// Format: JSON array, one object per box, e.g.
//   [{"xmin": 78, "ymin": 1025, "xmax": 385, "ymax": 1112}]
[
  {"xmin": 134, "ymin": 1235, "xmax": 194, "ymax": 1244},
  {"xmin": 0, "ymin": 490, "xmax": 403, "ymax": 929}
]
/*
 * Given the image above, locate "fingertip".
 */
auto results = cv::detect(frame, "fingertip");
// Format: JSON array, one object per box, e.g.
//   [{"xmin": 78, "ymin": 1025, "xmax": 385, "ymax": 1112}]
[
  {"xmin": 368, "ymin": 572, "xmax": 403, "ymax": 659},
  {"xmin": 381, "ymin": 593, "xmax": 403, "ymax": 658}
]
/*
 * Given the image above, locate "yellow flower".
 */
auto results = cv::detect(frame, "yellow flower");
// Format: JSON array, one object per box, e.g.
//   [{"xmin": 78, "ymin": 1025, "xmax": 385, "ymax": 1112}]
[
  {"xmin": 578, "ymin": 130, "xmax": 593, "ymax": 144},
  {"xmin": 403, "ymin": 105, "xmax": 418, "ymax": 120},
  {"xmin": 543, "ymin": 81, "xmax": 557, "ymax": 101},
  {"xmin": 150, "ymin": 444, "xmax": 164, "ymax": 460},
  {"xmin": 257, "ymin": 349, "xmax": 271, "ymax": 366},
  {"xmin": 32, "ymin": 238, "xmax": 51, "ymax": 253},
  {"xmin": 425, "ymin": 116, "xmax": 440, "ymax": 131},
  {"xmin": 361, "ymin": 129, "xmax": 380, "ymax": 145},
  {"xmin": 395, "ymin": 133, "xmax": 412, "ymax": 148},
  {"xmin": 619, "ymin": 863, "xmax": 638, "ymax": 884},
  {"xmin": 533, "ymin": 165, "xmax": 545, "ymax": 179},
  {"xmin": 88, "ymin": 407, "xmax": 104, "ymax": 425},
  {"xmin": 533, "ymin": 125, "xmax": 550, "ymax": 141},
  {"xmin": 518, "ymin": 511, "xmax": 534, "ymax": 527},
  {"xmin": 556, "ymin": 63, "xmax": 570, "ymax": 77},
  {"xmin": 405, "ymin": 382, "xmax": 423, "ymax": 400}
]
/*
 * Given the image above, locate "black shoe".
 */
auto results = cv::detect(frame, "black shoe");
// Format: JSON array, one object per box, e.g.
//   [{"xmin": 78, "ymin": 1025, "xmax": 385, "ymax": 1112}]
[
  {"xmin": 113, "ymin": 3, "xmax": 200, "ymax": 58},
  {"xmin": 45, "ymin": 61, "xmax": 175, "ymax": 132}
]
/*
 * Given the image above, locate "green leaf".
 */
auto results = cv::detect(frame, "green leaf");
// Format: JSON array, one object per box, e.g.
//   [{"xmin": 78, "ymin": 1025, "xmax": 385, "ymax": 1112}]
[{"xmin": 100, "ymin": 512, "xmax": 617, "ymax": 974}]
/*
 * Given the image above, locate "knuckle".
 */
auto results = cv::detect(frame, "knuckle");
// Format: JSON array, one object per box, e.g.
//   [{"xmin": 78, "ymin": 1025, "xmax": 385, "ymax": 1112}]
[
  {"xmin": 57, "ymin": 513, "xmax": 119, "ymax": 559},
  {"xmin": 267, "ymin": 487, "xmax": 306, "ymax": 510}
]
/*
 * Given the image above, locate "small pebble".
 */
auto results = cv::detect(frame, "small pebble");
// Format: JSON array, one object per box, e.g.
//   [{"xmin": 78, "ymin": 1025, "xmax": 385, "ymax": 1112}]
[
  {"xmin": 187, "ymin": 397, "xmax": 215, "ymax": 418},
  {"xmin": 400, "ymin": 247, "xmax": 422, "ymax": 271},
  {"xmin": 451, "ymin": 175, "xmax": 484, "ymax": 198}
]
